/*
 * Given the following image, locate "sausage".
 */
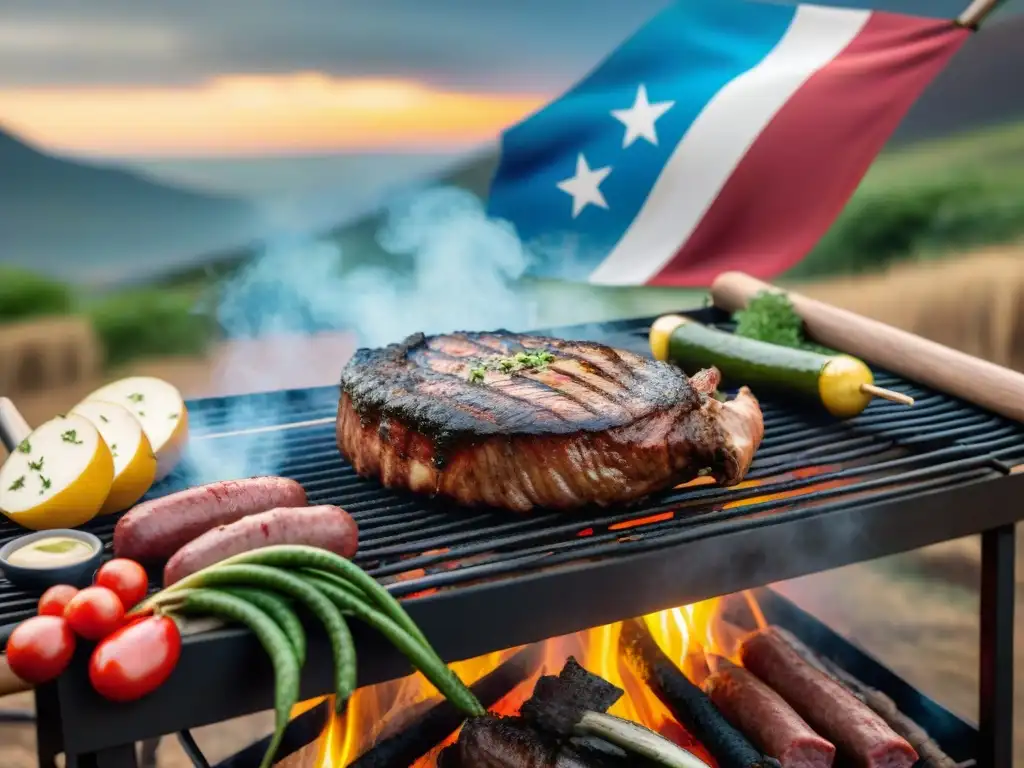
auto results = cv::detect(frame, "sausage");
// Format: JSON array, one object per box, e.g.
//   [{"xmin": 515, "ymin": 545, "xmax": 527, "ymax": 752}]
[
  {"xmin": 113, "ymin": 477, "xmax": 308, "ymax": 562},
  {"xmin": 739, "ymin": 628, "xmax": 918, "ymax": 768},
  {"xmin": 703, "ymin": 657, "xmax": 835, "ymax": 768},
  {"xmin": 163, "ymin": 505, "xmax": 358, "ymax": 584}
]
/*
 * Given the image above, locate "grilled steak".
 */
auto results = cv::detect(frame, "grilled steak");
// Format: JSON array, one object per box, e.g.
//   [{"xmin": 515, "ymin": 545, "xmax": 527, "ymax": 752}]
[{"xmin": 337, "ymin": 331, "xmax": 764, "ymax": 512}]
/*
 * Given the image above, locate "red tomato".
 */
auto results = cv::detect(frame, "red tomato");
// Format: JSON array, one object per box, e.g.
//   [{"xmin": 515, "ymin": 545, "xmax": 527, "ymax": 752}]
[
  {"xmin": 89, "ymin": 615, "xmax": 181, "ymax": 702},
  {"xmin": 64, "ymin": 586, "xmax": 125, "ymax": 641},
  {"xmin": 38, "ymin": 585, "xmax": 80, "ymax": 617},
  {"xmin": 95, "ymin": 559, "xmax": 149, "ymax": 609},
  {"xmin": 6, "ymin": 615, "xmax": 76, "ymax": 684}
]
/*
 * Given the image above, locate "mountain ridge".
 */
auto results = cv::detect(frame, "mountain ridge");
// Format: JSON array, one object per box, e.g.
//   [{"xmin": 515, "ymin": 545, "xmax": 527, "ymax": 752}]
[{"xmin": 0, "ymin": 126, "xmax": 259, "ymax": 285}]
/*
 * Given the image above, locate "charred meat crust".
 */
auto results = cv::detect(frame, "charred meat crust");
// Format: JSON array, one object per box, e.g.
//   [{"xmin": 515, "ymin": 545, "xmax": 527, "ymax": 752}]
[
  {"xmin": 336, "ymin": 331, "xmax": 764, "ymax": 512},
  {"xmin": 340, "ymin": 330, "xmax": 701, "ymax": 442}
]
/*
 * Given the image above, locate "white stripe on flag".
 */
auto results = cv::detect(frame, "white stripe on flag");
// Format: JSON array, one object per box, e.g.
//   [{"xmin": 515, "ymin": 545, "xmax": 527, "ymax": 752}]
[{"xmin": 587, "ymin": 4, "xmax": 871, "ymax": 285}]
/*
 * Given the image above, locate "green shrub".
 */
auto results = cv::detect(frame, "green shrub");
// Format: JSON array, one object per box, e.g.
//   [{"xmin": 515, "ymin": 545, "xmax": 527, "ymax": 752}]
[
  {"xmin": 0, "ymin": 268, "xmax": 73, "ymax": 321},
  {"xmin": 787, "ymin": 171, "xmax": 1024, "ymax": 280},
  {"xmin": 86, "ymin": 287, "xmax": 216, "ymax": 368}
]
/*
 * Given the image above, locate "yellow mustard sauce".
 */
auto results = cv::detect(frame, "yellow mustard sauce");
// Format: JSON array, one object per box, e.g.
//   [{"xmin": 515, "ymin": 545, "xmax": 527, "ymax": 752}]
[{"xmin": 6, "ymin": 537, "xmax": 95, "ymax": 569}]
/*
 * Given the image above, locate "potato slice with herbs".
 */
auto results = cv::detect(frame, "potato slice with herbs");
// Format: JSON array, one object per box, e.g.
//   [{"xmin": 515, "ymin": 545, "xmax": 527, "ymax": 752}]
[
  {"xmin": 70, "ymin": 400, "xmax": 157, "ymax": 514},
  {"xmin": 0, "ymin": 414, "xmax": 114, "ymax": 530},
  {"xmin": 82, "ymin": 376, "xmax": 188, "ymax": 482}
]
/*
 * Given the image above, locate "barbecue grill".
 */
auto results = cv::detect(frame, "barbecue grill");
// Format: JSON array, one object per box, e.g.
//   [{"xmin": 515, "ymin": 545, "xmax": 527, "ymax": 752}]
[{"xmin": 1, "ymin": 307, "xmax": 1019, "ymax": 768}]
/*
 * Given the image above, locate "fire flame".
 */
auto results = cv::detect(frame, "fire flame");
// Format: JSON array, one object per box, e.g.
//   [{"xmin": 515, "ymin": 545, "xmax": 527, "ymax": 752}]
[
  {"xmin": 286, "ymin": 467, "xmax": 865, "ymax": 766},
  {"xmin": 298, "ymin": 591, "xmax": 767, "ymax": 767}
]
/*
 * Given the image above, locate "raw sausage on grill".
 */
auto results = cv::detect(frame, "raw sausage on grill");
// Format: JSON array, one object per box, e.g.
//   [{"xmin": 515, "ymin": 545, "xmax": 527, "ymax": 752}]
[
  {"xmin": 163, "ymin": 505, "xmax": 359, "ymax": 584},
  {"xmin": 114, "ymin": 477, "xmax": 308, "ymax": 562},
  {"xmin": 703, "ymin": 657, "xmax": 835, "ymax": 768},
  {"xmin": 739, "ymin": 628, "xmax": 918, "ymax": 768}
]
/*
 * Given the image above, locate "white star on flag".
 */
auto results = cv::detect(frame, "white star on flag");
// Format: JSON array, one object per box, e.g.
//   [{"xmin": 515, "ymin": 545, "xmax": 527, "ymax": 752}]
[
  {"xmin": 556, "ymin": 153, "xmax": 612, "ymax": 218},
  {"xmin": 611, "ymin": 84, "xmax": 675, "ymax": 148}
]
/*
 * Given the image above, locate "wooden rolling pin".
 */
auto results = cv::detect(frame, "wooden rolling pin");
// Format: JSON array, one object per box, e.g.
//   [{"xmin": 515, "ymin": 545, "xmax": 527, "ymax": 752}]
[{"xmin": 710, "ymin": 271, "xmax": 1024, "ymax": 423}]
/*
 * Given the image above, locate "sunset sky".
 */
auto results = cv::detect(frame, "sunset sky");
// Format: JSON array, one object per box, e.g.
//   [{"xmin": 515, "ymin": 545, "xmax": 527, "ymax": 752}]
[{"xmin": 0, "ymin": 0, "xmax": 998, "ymax": 158}]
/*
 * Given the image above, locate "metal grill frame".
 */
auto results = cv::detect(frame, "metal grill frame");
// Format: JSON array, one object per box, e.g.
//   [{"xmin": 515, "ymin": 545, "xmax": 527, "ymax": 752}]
[{"xmin": 9, "ymin": 308, "xmax": 1018, "ymax": 767}]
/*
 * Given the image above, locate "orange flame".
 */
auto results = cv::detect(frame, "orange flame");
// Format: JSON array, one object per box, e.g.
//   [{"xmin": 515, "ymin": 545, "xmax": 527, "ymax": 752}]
[{"xmin": 304, "ymin": 591, "xmax": 768, "ymax": 767}]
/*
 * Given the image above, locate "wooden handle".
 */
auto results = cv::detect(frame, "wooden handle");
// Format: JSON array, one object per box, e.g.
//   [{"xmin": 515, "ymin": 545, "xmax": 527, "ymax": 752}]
[
  {"xmin": 0, "ymin": 397, "xmax": 32, "ymax": 453},
  {"xmin": 710, "ymin": 271, "xmax": 1024, "ymax": 423}
]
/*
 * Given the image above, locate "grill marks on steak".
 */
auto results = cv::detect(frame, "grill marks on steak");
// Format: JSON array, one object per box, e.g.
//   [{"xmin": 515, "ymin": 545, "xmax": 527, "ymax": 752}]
[{"xmin": 338, "ymin": 331, "xmax": 764, "ymax": 511}]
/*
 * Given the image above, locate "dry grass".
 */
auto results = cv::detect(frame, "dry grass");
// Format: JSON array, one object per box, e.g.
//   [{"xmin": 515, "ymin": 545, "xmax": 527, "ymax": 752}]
[
  {"xmin": 798, "ymin": 245, "xmax": 1024, "ymax": 370},
  {"xmin": 4, "ymin": 253, "xmax": 1024, "ymax": 765}
]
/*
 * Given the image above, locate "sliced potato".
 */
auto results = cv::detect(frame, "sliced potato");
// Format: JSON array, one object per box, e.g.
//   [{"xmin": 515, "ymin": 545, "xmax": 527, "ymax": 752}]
[
  {"xmin": 70, "ymin": 400, "xmax": 157, "ymax": 514},
  {"xmin": 82, "ymin": 376, "xmax": 188, "ymax": 482},
  {"xmin": 0, "ymin": 414, "xmax": 114, "ymax": 530}
]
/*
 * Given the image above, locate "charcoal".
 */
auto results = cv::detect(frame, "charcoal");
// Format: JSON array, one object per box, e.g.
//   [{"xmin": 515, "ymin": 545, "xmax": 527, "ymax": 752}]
[{"xmin": 520, "ymin": 657, "xmax": 623, "ymax": 736}]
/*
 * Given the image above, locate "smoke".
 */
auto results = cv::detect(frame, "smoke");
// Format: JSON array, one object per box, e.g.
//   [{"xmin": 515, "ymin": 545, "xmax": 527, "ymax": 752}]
[{"xmin": 181, "ymin": 186, "xmax": 549, "ymax": 483}]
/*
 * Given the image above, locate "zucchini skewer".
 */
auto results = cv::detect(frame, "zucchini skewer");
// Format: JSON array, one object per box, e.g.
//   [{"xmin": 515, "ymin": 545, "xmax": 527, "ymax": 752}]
[{"xmin": 649, "ymin": 315, "xmax": 914, "ymax": 419}]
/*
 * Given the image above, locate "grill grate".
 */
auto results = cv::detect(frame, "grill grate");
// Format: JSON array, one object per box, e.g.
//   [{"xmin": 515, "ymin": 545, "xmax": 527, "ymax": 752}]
[{"xmin": 2, "ymin": 313, "xmax": 1023, "ymax": 628}]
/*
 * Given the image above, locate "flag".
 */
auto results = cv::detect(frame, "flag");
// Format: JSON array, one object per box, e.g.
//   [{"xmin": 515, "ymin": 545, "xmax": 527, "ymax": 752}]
[{"xmin": 485, "ymin": 0, "xmax": 971, "ymax": 286}]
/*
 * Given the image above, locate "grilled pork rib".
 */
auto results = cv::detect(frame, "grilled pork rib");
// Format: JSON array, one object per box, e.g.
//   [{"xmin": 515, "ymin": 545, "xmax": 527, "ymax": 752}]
[{"xmin": 337, "ymin": 331, "xmax": 764, "ymax": 512}]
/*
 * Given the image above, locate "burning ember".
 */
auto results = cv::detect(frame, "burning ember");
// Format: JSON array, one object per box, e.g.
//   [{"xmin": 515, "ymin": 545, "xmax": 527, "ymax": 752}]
[{"xmin": 298, "ymin": 592, "xmax": 764, "ymax": 767}]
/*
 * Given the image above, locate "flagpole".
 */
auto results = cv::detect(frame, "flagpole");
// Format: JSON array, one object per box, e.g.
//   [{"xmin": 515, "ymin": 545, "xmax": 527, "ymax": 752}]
[{"xmin": 956, "ymin": 0, "xmax": 1005, "ymax": 28}]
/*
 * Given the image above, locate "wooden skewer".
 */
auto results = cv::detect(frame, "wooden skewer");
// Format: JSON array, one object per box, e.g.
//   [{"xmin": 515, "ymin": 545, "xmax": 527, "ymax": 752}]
[
  {"xmin": 710, "ymin": 271, "xmax": 1024, "ymax": 424},
  {"xmin": 860, "ymin": 384, "xmax": 915, "ymax": 407}
]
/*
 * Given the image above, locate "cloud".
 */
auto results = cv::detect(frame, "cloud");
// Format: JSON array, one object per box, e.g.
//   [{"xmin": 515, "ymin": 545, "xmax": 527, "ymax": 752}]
[{"xmin": 0, "ymin": 0, "xmax": 673, "ymax": 91}]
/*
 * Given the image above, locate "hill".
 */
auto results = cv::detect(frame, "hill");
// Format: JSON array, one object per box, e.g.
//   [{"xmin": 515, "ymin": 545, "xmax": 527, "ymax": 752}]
[{"xmin": 0, "ymin": 128, "xmax": 258, "ymax": 285}]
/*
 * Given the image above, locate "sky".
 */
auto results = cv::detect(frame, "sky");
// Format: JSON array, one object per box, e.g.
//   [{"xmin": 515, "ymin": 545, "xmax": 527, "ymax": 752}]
[{"xmin": 0, "ymin": 0, "xmax": 1015, "ymax": 158}]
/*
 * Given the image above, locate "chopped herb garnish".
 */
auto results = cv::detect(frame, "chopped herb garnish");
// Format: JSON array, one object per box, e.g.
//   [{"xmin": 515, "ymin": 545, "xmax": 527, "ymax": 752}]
[
  {"xmin": 39, "ymin": 475, "xmax": 52, "ymax": 494},
  {"xmin": 110, "ymin": 444, "xmax": 118, "ymax": 459},
  {"xmin": 8, "ymin": 476, "xmax": 25, "ymax": 491},
  {"xmin": 61, "ymin": 429, "xmax": 83, "ymax": 445},
  {"xmin": 16, "ymin": 439, "xmax": 30, "ymax": 454},
  {"xmin": 138, "ymin": 411, "xmax": 146, "ymax": 418},
  {"xmin": 467, "ymin": 350, "xmax": 556, "ymax": 383},
  {"xmin": 169, "ymin": 413, "xmax": 179, "ymax": 420},
  {"xmin": 99, "ymin": 414, "xmax": 109, "ymax": 423},
  {"xmin": 27, "ymin": 458, "xmax": 44, "ymax": 472},
  {"xmin": 127, "ymin": 393, "xmax": 145, "ymax": 403}
]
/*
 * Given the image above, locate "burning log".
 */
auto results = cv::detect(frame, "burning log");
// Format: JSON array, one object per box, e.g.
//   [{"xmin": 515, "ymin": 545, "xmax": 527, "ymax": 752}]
[
  {"xmin": 738, "ymin": 627, "xmax": 918, "ymax": 768},
  {"xmin": 619, "ymin": 618, "xmax": 778, "ymax": 768},
  {"xmin": 438, "ymin": 715, "xmax": 635, "ymax": 768},
  {"xmin": 349, "ymin": 644, "xmax": 544, "ymax": 768},
  {"xmin": 522, "ymin": 657, "xmax": 712, "ymax": 768},
  {"xmin": 775, "ymin": 628, "xmax": 959, "ymax": 768}
]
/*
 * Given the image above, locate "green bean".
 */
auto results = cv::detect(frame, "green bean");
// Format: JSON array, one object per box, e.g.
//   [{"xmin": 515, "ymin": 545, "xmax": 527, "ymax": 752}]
[
  {"xmin": 218, "ymin": 587, "xmax": 307, "ymax": 667},
  {"xmin": 143, "ymin": 545, "xmax": 428, "ymax": 649},
  {"xmin": 160, "ymin": 589, "xmax": 298, "ymax": 768},
  {"xmin": 302, "ymin": 571, "xmax": 484, "ymax": 717},
  {"xmin": 156, "ymin": 564, "xmax": 355, "ymax": 709}
]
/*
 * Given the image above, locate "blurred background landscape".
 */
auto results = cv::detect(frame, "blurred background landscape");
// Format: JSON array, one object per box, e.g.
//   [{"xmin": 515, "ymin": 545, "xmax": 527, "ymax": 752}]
[{"xmin": 2, "ymin": 0, "xmax": 1024, "ymax": 764}]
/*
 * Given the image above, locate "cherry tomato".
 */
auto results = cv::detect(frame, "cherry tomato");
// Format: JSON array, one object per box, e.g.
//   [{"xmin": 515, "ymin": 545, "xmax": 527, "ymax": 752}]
[
  {"xmin": 38, "ymin": 585, "xmax": 80, "ymax": 617},
  {"xmin": 6, "ymin": 615, "xmax": 76, "ymax": 684},
  {"xmin": 64, "ymin": 586, "xmax": 125, "ymax": 641},
  {"xmin": 89, "ymin": 615, "xmax": 181, "ymax": 702},
  {"xmin": 95, "ymin": 559, "xmax": 149, "ymax": 609}
]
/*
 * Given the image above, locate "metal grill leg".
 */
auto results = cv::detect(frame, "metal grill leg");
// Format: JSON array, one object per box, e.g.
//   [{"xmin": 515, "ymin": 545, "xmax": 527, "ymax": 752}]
[{"xmin": 979, "ymin": 523, "xmax": 1015, "ymax": 768}]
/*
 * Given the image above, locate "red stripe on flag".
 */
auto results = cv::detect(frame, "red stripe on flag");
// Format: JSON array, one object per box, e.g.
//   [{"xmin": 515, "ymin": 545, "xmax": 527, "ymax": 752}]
[{"xmin": 649, "ymin": 13, "xmax": 970, "ymax": 287}]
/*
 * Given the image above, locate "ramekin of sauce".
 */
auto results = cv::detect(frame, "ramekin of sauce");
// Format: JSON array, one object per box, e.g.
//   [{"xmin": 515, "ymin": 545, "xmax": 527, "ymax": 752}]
[{"xmin": 0, "ymin": 530, "xmax": 103, "ymax": 592}]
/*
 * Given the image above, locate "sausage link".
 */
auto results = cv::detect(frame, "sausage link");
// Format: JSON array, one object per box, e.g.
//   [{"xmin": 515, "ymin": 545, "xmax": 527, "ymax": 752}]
[
  {"xmin": 114, "ymin": 477, "xmax": 308, "ymax": 562},
  {"xmin": 163, "ymin": 505, "xmax": 358, "ymax": 584},
  {"xmin": 703, "ymin": 657, "xmax": 835, "ymax": 768},
  {"xmin": 739, "ymin": 628, "xmax": 917, "ymax": 768}
]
